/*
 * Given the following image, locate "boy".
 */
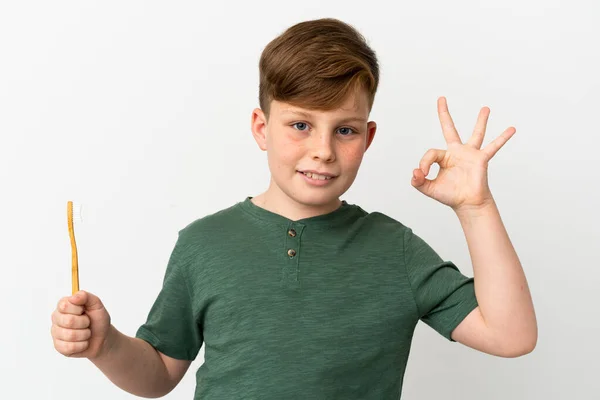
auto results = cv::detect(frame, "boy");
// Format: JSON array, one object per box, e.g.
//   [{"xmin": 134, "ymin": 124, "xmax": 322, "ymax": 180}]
[{"xmin": 50, "ymin": 18, "xmax": 537, "ymax": 399}]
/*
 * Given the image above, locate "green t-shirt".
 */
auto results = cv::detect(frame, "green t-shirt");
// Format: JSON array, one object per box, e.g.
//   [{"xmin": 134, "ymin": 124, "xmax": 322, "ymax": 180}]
[{"xmin": 136, "ymin": 197, "xmax": 478, "ymax": 399}]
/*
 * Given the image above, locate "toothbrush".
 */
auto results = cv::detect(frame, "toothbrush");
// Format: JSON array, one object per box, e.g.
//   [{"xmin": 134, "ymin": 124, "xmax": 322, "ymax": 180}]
[{"xmin": 67, "ymin": 201, "xmax": 83, "ymax": 294}]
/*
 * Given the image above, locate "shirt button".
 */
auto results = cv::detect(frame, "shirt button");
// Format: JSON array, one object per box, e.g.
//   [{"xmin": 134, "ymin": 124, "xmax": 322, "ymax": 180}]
[
  {"xmin": 287, "ymin": 249, "xmax": 296, "ymax": 257},
  {"xmin": 288, "ymin": 229, "xmax": 296, "ymax": 237}
]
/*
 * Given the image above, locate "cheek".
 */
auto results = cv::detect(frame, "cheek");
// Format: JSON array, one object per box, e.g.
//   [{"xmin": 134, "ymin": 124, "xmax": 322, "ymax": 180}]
[
  {"xmin": 268, "ymin": 131, "xmax": 303, "ymax": 166},
  {"xmin": 338, "ymin": 143, "xmax": 366, "ymax": 167}
]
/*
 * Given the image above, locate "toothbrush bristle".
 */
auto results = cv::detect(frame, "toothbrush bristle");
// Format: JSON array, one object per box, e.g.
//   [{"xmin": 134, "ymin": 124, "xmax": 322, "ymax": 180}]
[{"xmin": 72, "ymin": 202, "xmax": 83, "ymax": 223}]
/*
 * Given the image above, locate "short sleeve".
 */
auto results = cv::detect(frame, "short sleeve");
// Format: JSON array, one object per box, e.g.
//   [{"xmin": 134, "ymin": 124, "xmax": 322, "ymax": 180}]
[
  {"xmin": 403, "ymin": 227, "xmax": 478, "ymax": 341},
  {"xmin": 135, "ymin": 234, "xmax": 203, "ymax": 360}
]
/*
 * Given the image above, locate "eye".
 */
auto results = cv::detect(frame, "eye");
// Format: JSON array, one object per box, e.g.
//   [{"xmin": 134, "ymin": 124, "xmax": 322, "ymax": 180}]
[
  {"xmin": 337, "ymin": 127, "xmax": 356, "ymax": 136},
  {"xmin": 292, "ymin": 122, "xmax": 309, "ymax": 131}
]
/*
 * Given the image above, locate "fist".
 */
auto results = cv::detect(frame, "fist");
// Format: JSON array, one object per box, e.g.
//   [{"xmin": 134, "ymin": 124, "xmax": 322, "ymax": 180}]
[{"xmin": 51, "ymin": 291, "xmax": 111, "ymax": 359}]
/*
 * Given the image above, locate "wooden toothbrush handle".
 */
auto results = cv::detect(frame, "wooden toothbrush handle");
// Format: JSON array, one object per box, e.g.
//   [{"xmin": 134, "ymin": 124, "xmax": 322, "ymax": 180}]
[{"xmin": 67, "ymin": 201, "xmax": 79, "ymax": 294}]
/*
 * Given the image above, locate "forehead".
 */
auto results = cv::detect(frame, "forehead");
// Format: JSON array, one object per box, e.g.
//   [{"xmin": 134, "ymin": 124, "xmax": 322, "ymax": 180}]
[{"xmin": 272, "ymin": 90, "xmax": 369, "ymax": 118}]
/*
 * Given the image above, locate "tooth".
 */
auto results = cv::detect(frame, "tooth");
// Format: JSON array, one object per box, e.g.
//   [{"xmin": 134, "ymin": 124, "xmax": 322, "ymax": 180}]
[{"xmin": 302, "ymin": 172, "xmax": 333, "ymax": 180}]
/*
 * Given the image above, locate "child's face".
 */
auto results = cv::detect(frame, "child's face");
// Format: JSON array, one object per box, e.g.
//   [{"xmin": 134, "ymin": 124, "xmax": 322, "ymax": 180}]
[{"xmin": 251, "ymin": 90, "xmax": 377, "ymax": 212}]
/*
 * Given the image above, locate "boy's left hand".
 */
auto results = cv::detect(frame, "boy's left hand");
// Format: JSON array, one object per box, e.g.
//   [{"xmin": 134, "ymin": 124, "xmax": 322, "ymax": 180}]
[{"xmin": 411, "ymin": 96, "xmax": 516, "ymax": 213}]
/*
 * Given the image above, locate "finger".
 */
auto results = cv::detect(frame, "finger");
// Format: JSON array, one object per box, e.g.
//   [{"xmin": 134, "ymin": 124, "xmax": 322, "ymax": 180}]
[
  {"xmin": 70, "ymin": 291, "xmax": 105, "ymax": 312},
  {"xmin": 467, "ymin": 106, "xmax": 490, "ymax": 149},
  {"xmin": 411, "ymin": 168, "xmax": 434, "ymax": 198},
  {"xmin": 419, "ymin": 148, "xmax": 446, "ymax": 176},
  {"xmin": 437, "ymin": 97, "xmax": 462, "ymax": 144},
  {"xmin": 51, "ymin": 325, "xmax": 92, "ymax": 342},
  {"xmin": 53, "ymin": 312, "xmax": 90, "ymax": 329},
  {"xmin": 57, "ymin": 297, "xmax": 85, "ymax": 315},
  {"xmin": 53, "ymin": 338, "xmax": 89, "ymax": 357},
  {"xmin": 482, "ymin": 126, "xmax": 516, "ymax": 159}
]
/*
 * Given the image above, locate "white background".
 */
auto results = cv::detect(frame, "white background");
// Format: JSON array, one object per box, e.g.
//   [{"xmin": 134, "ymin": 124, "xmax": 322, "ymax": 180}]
[{"xmin": 1, "ymin": 1, "xmax": 598, "ymax": 399}]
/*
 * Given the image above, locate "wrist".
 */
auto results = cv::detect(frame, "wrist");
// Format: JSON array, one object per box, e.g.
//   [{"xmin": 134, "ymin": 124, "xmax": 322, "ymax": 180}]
[
  {"xmin": 91, "ymin": 324, "xmax": 119, "ymax": 362},
  {"xmin": 453, "ymin": 197, "xmax": 497, "ymax": 220}
]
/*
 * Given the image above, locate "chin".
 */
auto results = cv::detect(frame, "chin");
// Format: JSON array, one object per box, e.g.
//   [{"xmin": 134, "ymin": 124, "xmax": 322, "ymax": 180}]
[
  {"xmin": 271, "ymin": 173, "xmax": 353, "ymax": 209},
  {"xmin": 295, "ymin": 194, "xmax": 340, "ymax": 208},
  {"xmin": 290, "ymin": 185, "xmax": 349, "ymax": 208}
]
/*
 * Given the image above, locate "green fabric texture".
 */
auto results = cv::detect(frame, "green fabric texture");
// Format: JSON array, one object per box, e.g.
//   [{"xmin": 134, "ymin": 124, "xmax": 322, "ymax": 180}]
[{"xmin": 135, "ymin": 197, "xmax": 478, "ymax": 399}]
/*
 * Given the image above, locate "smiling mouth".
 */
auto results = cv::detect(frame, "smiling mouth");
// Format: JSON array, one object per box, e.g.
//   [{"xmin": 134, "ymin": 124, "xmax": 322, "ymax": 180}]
[{"xmin": 298, "ymin": 171, "xmax": 335, "ymax": 180}]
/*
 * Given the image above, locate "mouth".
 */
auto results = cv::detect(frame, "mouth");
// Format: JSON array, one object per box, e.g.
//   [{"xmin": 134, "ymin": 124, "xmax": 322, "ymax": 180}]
[{"xmin": 297, "ymin": 170, "xmax": 337, "ymax": 181}]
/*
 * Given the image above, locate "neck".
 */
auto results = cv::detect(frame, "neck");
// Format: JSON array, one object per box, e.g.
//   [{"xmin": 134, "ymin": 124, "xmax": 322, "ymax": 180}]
[{"xmin": 252, "ymin": 178, "xmax": 342, "ymax": 221}]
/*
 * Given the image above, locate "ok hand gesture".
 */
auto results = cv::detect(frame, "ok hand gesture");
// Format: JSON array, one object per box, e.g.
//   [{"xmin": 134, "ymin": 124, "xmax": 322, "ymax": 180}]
[{"xmin": 411, "ymin": 97, "xmax": 516, "ymax": 212}]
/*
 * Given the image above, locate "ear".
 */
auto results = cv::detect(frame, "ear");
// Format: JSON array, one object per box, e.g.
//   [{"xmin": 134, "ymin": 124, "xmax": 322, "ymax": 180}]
[
  {"xmin": 364, "ymin": 121, "xmax": 377, "ymax": 151},
  {"xmin": 251, "ymin": 108, "xmax": 268, "ymax": 151}
]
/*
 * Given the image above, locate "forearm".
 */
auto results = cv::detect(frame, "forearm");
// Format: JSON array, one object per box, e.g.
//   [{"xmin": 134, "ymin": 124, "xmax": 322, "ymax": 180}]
[
  {"xmin": 90, "ymin": 325, "xmax": 175, "ymax": 398},
  {"xmin": 456, "ymin": 199, "xmax": 537, "ymax": 350}
]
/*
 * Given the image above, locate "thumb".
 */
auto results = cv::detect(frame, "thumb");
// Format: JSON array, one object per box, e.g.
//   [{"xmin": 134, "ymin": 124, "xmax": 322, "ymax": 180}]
[
  {"xmin": 70, "ymin": 290, "xmax": 104, "ymax": 311},
  {"xmin": 411, "ymin": 168, "xmax": 434, "ymax": 197}
]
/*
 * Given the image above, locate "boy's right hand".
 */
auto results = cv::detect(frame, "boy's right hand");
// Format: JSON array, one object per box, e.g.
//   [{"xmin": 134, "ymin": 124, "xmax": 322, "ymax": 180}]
[{"xmin": 51, "ymin": 291, "xmax": 112, "ymax": 359}]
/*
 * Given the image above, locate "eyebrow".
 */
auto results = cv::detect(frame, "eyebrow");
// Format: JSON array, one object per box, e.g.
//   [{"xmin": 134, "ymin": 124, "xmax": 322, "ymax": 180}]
[{"xmin": 281, "ymin": 109, "xmax": 367, "ymax": 124}]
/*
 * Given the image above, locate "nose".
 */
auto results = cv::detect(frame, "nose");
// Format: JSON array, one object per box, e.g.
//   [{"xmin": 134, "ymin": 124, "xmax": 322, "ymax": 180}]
[{"xmin": 309, "ymin": 131, "xmax": 336, "ymax": 163}]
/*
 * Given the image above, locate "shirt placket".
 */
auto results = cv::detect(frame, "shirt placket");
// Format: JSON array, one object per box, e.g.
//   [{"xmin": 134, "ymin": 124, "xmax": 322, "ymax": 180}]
[{"xmin": 282, "ymin": 222, "xmax": 304, "ymax": 287}]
